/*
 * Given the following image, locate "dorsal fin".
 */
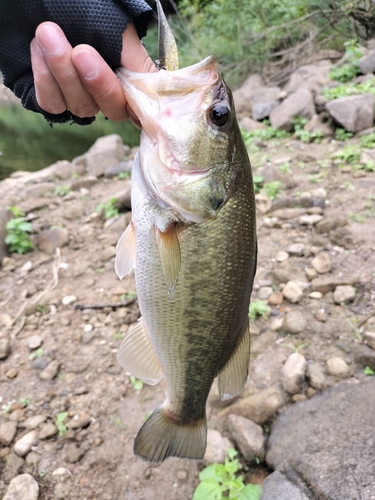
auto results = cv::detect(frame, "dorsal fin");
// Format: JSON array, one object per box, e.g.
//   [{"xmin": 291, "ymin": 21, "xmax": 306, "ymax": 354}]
[{"xmin": 155, "ymin": 0, "xmax": 179, "ymax": 71}]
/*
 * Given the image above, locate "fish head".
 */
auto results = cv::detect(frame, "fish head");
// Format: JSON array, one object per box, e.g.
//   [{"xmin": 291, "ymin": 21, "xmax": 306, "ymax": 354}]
[{"xmin": 117, "ymin": 56, "xmax": 241, "ymax": 222}]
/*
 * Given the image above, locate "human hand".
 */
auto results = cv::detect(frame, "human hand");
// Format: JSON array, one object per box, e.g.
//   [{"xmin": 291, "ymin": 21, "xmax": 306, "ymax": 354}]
[{"xmin": 30, "ymin": 21, "xmax": 157, "ymax": 124}]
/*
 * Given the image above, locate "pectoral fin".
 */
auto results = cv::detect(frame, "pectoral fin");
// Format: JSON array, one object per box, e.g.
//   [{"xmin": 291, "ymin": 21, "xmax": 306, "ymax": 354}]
[
  {"xmin": 156, "ymin": 224, "xmax": 181, "ymax": 298},
  {"xmin": 217, "ymin": 322, "xmax": 250, "ymax": 401},
  {"xmin": 117, "ymin": 317, "xmax": 163, "ymax": 385},
  {"xmin": 115, "ymin": 222, "xmax": 136, "ymax": 279}
]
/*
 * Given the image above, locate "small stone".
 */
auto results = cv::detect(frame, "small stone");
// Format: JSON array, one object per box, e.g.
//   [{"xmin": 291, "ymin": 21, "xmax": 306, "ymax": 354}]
[
  {"xmin": 0, "ymin": 314, "xmax": 12, "ymax": 327},
  {"xmin": 26, "ymin": 335, "xmax": 43, "ymax": 350},
  {"xmin": 311, "ymin": 276, "xmax": 356, "ymax": 294},
  {"xmin": 54, "ymin": 483, "xmax": 71, "ymax": 500},
  {"xmin": 66, "ymin": 443, "xmax": 85, "ymax": 463},
  {"xmin": 258, "ymin": 287, "xmax": 273, "ymax": 300},
  {"xmin": 84, "ymin": 323, "xmax": 93, "ymax": 333},
  {"xmin": 203, "ymin": 429, "xmax": 233, "ymax": 465},
  {"xmin": 282, "ymin": 281, "xmax": 303, "ymax": 303},
  {"xmin": 3, "ymin": 473, "xmax": 39, "ymax": 500},
  {"xmin": 316, "ymin": 216, "xmax": 347, "ymax": 234},
  {"xmin": 67, "ymin": 412, "xmax": 91, "ymax": 430},
  {"xmin": 100, "ymin": 246, "xmax": 116, "ymax": 262},
  {"xmin": 39, "ymin": 422, "xmax": 58, "ymax": 439},
  {"xmin": 6, "ymin": 368, "xmax": 18, "ymax": 379},
  {"xmin": 9, "ymin": 409, "xmax": 25, "ymax": 422},
  {"xmin": 305, "ymin": 268, "xmax": 318, "ymax": 281},
  {"xmin": 306, "ymin": 362, "xmax": 326, "ymax": 390},
  {"xmin": 25, "ymin": 451, "xmax": 42, "ymax": 466},
  {"xmin": 228, "ymin": 415, "xmax": 265, "ymax": 461},
  {"xmin": 38, "ymin": 227, "xmax": 69, "ymax": 254},
  {"xmin": 309, "ymin": 291, "xmax": 323, "ymax": 299},
  {"xmin": 326, "ymin": 357, "xmax": 350, "ymax": 378},
  {"xmin": 62, "ymin": 295, "xmax": 77, "ymax": 306},
  {"xmin": 268, "ymin": 291, "xmax": 283, "ymax": 306},
  {"xmin": 14, "ymin": 430, "xmax": 39, "ymax": 457},
  {"xmin": 275, "ymin": 250, "xmax": 289, "ymax": 262},
  {"xmin": 0, "ymin": 338, "xmax": 11, "ymax": 360},
  {"xmin": 299, "ymin": 214, "xmax": 323, "ymax": 225},
  {"xmin": 0, "ymin": 421, "xmax": 18, "ymax": 446},
  {"xmin": 285, "ymin": 243, "xmax": 306, "ymax": 256},
  {"xmin": 364, "ymin": 332, "xmax": 375, "ymax": 351},
  {"xmin": 39, "ymin": 360, "xmax": 60, "ymax": 380},
  {"xmin": 311, "ymin": 252, "xmax": 332, "ymax": 274},
  {"xmin": 281, "ymin": 353, "xmax": 307, "ymax": 394},
  {"xmin": 283, "ymin": 310, "xmax": 306, "ymax": 334},
  {"xmin": 22, "ymin": 415, "xmax": 47, "ymax": 430},
  {"xmin": 333, "ymin": 285, "xmax": 356, "ymax": 304},
  {"xmin": 260, "ymin": 471, "xmax": 309, "ymax": 500},
  {"xmin": 311, "ymin": 187, "xmax": 327, "ymax": 199},
  {"xmin": 315, "ymin": 309, "xmax": 328, "ymax": 322},
  {"xmin": 177, "ymin": 470, "xmax": 188, "ymax": 481},
  {"xmin": 52, "ymin": 467, "xmax": 72, "ymax": 476},
  {"xmin": 355, "ymin": 345, "xmax": 375, "ymax": 371}
]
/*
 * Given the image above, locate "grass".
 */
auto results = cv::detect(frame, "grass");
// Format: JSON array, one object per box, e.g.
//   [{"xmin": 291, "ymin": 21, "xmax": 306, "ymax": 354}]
[
  {"xmin": 55, "ymin": 412, "xmax": 68, "ymax": 437},
  {"xmin": 95, "ymin": 198, "xmax": 119, "ymax": 220},
  {"xmin": 130, "ymin": 376, "xmax": 143, "ymax": 391},
  {"xmin": 28, "ymin": 348, "xmax": 44, "ymax": 360},
  {"xmin": 193, "ymin": 448, "xmax": 262, "ymax": 500},
  {"xmin": 262, "ymin": 181, "xmax": 282, "ymax": 200},
  {"xmin": 249, "ymin": 301, "xmax": 270, "ymax": 322},
  {"xmin": 5, "ymin": 208, "xmax": 34, "ymax": 254},
  {"xmin": 54, "ymin": 185, "xmax": 72, "ymax": 197}
]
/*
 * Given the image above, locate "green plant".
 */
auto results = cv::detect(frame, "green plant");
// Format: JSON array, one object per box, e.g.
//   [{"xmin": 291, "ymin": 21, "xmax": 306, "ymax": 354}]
[
  {"xmin": 329, "ymin": 39, "xmax": 362, "ymax": 82},
  {"xmin": 262, "ymin": 181, "xmax": 282, "ymax": 200},
  {"xmin": 252, "ymin": 176, "xmax": 264, "ymax": 194},
  {"xmin": 193, "ymin": 448, "xmax": 262, "ymax": 500},
  {"xmin": 55, "ymin": 412, "xmax": 68, "ymax": 437},
  {"xmin": 19, "ymin": 397, "xmax": 31, "ymax": 407},
  {"xmin": 7, "ymin": 206, "xmax": 24, "ymax": 217},
  {"xmin": 364, "ymin": 366, "xmax": 374, "ymax": 376},
  {"xmin": 118, "ymin": 172, "xmax": 131, "ymax": 180},
  {"xmin": 113, "ymin": 333, "xmax": 124, "ymax": 341},
  {"xmin": 360, "ymin": 133, "xmax": 375, "ymax": 149},
  {"xmin": 333, "ymin": 146, "xmax": 361, "ymax": 165},
  {"xmin": 130, "ymin": 376, "xmax": 143, "ymax": 391},
  {"xmin": 281, "ymin": 340, "xmax": 307, "ymax": 353},
  {"xmin": 95, "ymin": 198, "xmax": 119, "ymax": 220},
  {"xmin": 279, "ymin": 162, "xmax": 291, "ymax": 175},
  {"xmin": 338, "ymin": 310, "xmax": 362, "ymax": 342},
  {"xmin": 242, "ymin": 127, "xmax": 289, "ymax": 146},
  {"xmin": 28, "ymin": 348, "xmax": 44, "ymax": 360},
  {"xmin": 110, "ymin": 414, "xmax": 124, "ymax": 428},
  {"xmin": 350, "ymin": 212, "xmax": 366, "ymax": 222},
  {"xmin": 292, "ymin": 117, "xmax": 323, "ymax": 144},
  {"xmin": 340, "ymin": 182, "xmax": 355, "ymax": 191},
  {"xmin": 36, "ymin": 305, "xmax": 48, "ymax": 314},
  {"xmin": 5, "ymin": 211, "xmax": 34, "ymax": 254},
  {"xmin": 364, "ymin": 161, "xmax": 375, "ymax": 172},
  {"xmin": 335, "ymin": 128, "xmax": 353, "ymax": 141},
  {"xmin": 54, "ymin": 184, "xmax": 71, "ymax": 197},
  {"xmin": 39, "ymin": 470, "xmax": 47, "ymax": 478},
  {"xmin": 249, "ymin": 300, "xmax": 270, "ymax": 322}
]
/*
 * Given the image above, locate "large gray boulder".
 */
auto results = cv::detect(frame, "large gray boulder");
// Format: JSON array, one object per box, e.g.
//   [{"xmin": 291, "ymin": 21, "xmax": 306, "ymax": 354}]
[
  {"xmin": 250, "ymin": 87, "xmax": 280, "ymax": 121},
  {"xmin": 325, "ymin": 94, "xmax": 375, "ymax": 132},
  {"xmin": 270, "ymin": 89, "xmax": 315, "ymax": 132},
  {"xmin": 358, "ymin": 49, "xmax": 375, "ymax": 74},
  {"xmin": 233, "ymin": 74, "xmax": 264, "ymax": 115},
  {"xmin": 260, "ymin": 471, "xmax": 309, "ymax": 500},
  {"xmin": 266, "ymin": 379, "xmax": 375, "ymax": 499},
  {"xmin": 284, "ymin": 62, "xmax": 331, "ymax": 95}
]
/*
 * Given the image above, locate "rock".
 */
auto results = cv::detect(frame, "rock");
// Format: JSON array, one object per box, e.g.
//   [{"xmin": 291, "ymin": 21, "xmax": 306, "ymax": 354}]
[
  {"xmin": 54, "ymin": 483, "xmax": 71, "ymax": 500},
  {"xmin": 240, "ymin": 116, "xmax": 266, "ymax": 132},
  {"xmin": 228, "ymin": 415, "xmax": 265, "ymax": 461},
  {"xmin": 311, "ymin": 276, "xmax": 355, "ymax": 294},
  {"xmin": 250, "ymin": 87, "xmax": 280, "ymax": 120},
  {"xmin": 66, "ymin": 443, "xmax": 85, "ymax": 463},
  {"xmin": 299, "ymin": 214, "xmax": 323, "ymax": 225},
  {"xmin": 304, "ymin": 113, "xmax": 334, "ymax": 137},
  {"xmin": 316, "ymin": 216, "xmax": 347, "ymax": 234},
  {"xmin": 52, "ymin": 159, "xmax": 74, "ymax": 179},
  {"xmin": 25, "ymin": 451, "xmax": 42, "ymax": 466},
  {"xmin": 258, "ymin": 287, "xmax": 273, "ymax": 300},
  {"xmin": 0, "ymin": 338, "xmax": 11, "ymax": 359},
  {"xmin": 0, "ymin": 313, "xmax": 12, "ymax": 326},
  {"xmin": 251, "ymin": 331, "xmax": 277, "ymax": 355},
  {"xmin": 283, "ymin": 310, "xmax": 306, "ymax": 334},
  {"xmin": 333, "ymin": 285, "xmax": 356, "ymax": 304},
  {"xmin": 358, "ymin": 49, "xmax": 375, "ymax": 74},
  {"xmin": 22, "ymin": 415, "xmax": 47, "ymax": 430},
  {"xmin": 104, "ymin": 160, "xmax": 133, "ymax": 178},
  {"xmin": 355, "ymin": 345, "xmax": 375, "ymax": 371},
  {"xmin": 100, "ymin": 246, "xmax": 116, "ymax": 262},
  {"xmin": 270, "ymin": 88, "xmax": 315, "ymax": 132},
  {"xmin": 315, "ymin": 309, "xmax": 328, "ymax": 322},
  {"xmin": 76, "ymin": 134, "xmax": 125, "ymax": 177},
  {"xmin": 38, "ymin": 228, "xmax": 69, "ymax": 254},
  {"xmin": 39, "ymin": 360, "xmax": 60, "ymax": 380},
  {"xmin": 233, "ymin": 74, "xmax": 263, "ymax": 115},
  {"xmin": 113, "ymin": 188, "xmax": 132, "ymax": 211},
  {"xmin": 281, "ymin": 353, "xmax": 307, "ymax": 394},
  {"xmin": 309, "ymin": 291, "xmax": 323, "ymax": 299},
  {"xmin": 222, "ymin": 383, "xmax": 289, "ymax": 424},
  {"xmin": 285, "ymin": 63, "xmax": 331, "ymax": 95},
  {"xmin": 259, "ymin": 471, "xmax": 309, "ymax": 500},
  {"xmin": 364, "ymin": 331, "xmax": 375, "ymax": 351},
  {"xmin": 67, "ymin": 412, "xmax": 91, "ymax": 430},
  {"xmin": 26, "ymin": 335, "xmax": 43, "ymax": 350},
  {"xmin": 311, "ymin": 252, "xmax": 332, "ymax": 274},
  {"xmin": 271, "ymin": 263, "xmax": 306, "ymax": 286},
  {"xmin": 268, "ymin": 291, "xmax": 283, "ymax": 306},
  {"xmin": 70, "ymin": 176, "xmax": 98, "ymax": 191},
  {"xmin": 38, "ymin": 422, "xmax": 58, "ymax": 439},
  {"xmin": 326, "ymin": 94, "xmax": 375, "ymax": 132},
  {"xmin": 62, "ymin": 295, "xmax": 77, "ymax": 306},
  {"xmin": 203, "ymin": 429, "xmax": 233, "ymax": 465},
  {"xmin": 284, "ymin": 243, "xmax": 306, "ymax": 256},
  {"xmin": 23, "ymin": 182, "xmax": 53, "ymax": 199},
  {"xmin": 326, "ymin": 357, "xmax": 350, "ymax": 378},
  {"xmin": 275, "ymin": 250, "xmax": 289, "ymax": 262},
  {"xmin": 266, "ymin": 378, "xmax": 375, "ymax": 499},
  {"xmin": 3, "ymin": 473, "xmax": 39, "ymax": 500},
  {"xmin": 271, "ymin": 208, "xmax": 305, "ymax": 220},
  {"xmin": 306, "ymin": 362, "xmax": 326, "ymax": 389},
  {"xmin": 0, "ymin": 421, "xmax": 18, "ymax": 446},
  {"xmin": 13, "ymin": 430, "xmax": 38, "ymax": 457},
  {"xmin": 282, "ymin": 281, "xmax": 303, "ymax": 303},
  {"xmin": 329, "ymin": 226, "xmax": 354, "ymax": 249},
  {"xmin": 305, "ymin": 268, "xmax": 318, "ymax": 281}
]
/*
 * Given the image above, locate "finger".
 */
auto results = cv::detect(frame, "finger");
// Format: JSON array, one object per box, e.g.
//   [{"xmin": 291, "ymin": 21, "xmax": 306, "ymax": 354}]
[
  {"xmin": 35, "ymin": 22, "xmax": 99, "ymax": 117},
  {"xmin": 72, "ymin": 46, "xmax": 129, "ymax": 122},
  {"xmin": 120, "ymin": 24, "xmax": 158, "ymax": 74},
  {"xmin": 31, "ymin": 38, "xmax": 67, "ymax": 114}
]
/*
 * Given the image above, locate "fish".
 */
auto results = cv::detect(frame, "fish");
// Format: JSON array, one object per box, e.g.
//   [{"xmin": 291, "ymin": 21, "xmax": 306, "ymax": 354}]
[{"xmin": 114, "ymin": 0, "xmax": 257, "ymax": 463}]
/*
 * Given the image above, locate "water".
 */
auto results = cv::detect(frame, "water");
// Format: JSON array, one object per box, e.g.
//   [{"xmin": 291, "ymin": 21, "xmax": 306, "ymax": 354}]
[{"xmin": 0, "ymin": 105, "xmax": 140, "ymax": 181}]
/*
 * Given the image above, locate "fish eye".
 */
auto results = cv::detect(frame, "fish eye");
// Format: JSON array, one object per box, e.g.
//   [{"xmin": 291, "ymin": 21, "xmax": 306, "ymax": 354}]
[{"xmin": 209, "ymin": 103, "xmax": 230, "ymax": 127}]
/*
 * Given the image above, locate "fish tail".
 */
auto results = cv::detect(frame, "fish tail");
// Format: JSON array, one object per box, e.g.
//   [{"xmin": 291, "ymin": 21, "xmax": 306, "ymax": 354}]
[{"xmin": 134, "ymin": 405, "xmax": 207, "ymax": 463}]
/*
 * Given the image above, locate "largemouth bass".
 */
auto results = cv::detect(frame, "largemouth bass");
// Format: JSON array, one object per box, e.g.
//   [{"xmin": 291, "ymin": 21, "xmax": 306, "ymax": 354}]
[{"xmin": 114, "ymin": 4, "xmax": 257, "ymax": 463}]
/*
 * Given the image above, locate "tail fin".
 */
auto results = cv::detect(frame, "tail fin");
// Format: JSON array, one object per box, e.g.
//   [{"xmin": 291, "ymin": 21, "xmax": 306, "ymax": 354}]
[{"xmin": 134, "ymin": 405, "xmax": 207, "ymax": 463}]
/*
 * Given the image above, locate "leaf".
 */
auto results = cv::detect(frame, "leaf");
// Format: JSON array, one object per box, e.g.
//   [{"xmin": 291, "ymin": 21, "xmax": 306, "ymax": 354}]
[
  {"xmin": 227, "ymin": 448, "xmax": 238, "ymax": 461},
  {"xmin": 199, "ymin": 464, "xmax": 223, "ymax": 482},
  {"xmin": 193, "ymin": 479, "xmax": 222, "ymax": 500},
  {"xmin": 238, "ymin": 484, "xmax": 262, "ymax": 500}
]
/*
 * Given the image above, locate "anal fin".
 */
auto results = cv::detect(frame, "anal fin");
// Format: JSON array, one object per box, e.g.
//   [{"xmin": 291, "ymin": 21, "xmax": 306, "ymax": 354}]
[
  {"xmin": 115, "ymin": 222, "xmax": 136, "ymax": 279},
  {"xmin": 217, "ymin": 321, "xmax": 250, "ymax": 401},
  {"xmin": 156, "ymin": 224, "xmax": 181, "ymax": 298},
  {"xmin": 117, "ymin": 317, "xmax": 163, "ymax": 385}
]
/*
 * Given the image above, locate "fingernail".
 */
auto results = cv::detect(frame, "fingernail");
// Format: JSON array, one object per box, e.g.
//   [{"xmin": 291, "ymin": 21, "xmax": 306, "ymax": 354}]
[
  {"xmin": 37, "ymin": 24, "xmax": 64, "ymax": 56},
  {"xmin": 74, "ymin": 50, "xmax": 100, "ymax": 80}
]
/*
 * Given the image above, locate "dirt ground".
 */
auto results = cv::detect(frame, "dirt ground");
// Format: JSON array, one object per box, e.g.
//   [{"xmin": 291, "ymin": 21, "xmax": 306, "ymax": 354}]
[{"xmin": 1, "ymin": 131, "xmax": 375, "ymax": 499}]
